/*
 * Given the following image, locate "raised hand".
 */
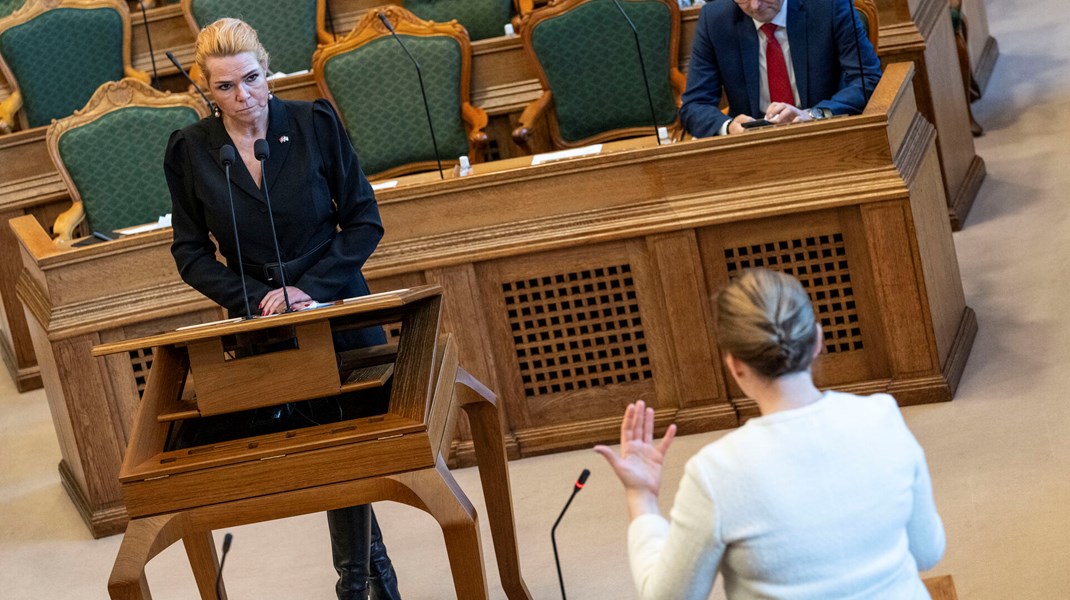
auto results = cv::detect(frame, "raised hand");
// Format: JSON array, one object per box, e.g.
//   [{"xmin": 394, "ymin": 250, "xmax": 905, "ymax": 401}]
[{"xmin": 594, "ymin": 400, "xmax": 678, "ymax": 498}]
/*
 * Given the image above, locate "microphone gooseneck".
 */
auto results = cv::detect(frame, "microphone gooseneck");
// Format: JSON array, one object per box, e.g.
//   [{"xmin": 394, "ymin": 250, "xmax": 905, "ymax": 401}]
[
  {"xmin": 610, "ymin": 0, "xmax": 662, "ymax": 146},
  {"xmin": 253, "ymin": 139, "xmax": 292, "ymax": 313},
  {"xmin": 166, "ymin": 51, "xmax": 214, "ymax": 113},
  {"xmin": 377, "ymin": 11, "xmax": 445, "ymax": 179},
  {"xmin": 552, "ymin": 468, "xmax": 591, "ymax": 600},
  {"xmin": 220, "ymin": 145, "xmax": 253, "ymax": 319},
  {"xmin": 135, "ymin": 1, "xmax": 160, "ymax": 90},
  {"xmin": 215, "ymin": 532, "xmax": 233, "ymax": 600},
  {"xmin": 846, "ymin": 0, "xmax": 871, "ymax": 106}
]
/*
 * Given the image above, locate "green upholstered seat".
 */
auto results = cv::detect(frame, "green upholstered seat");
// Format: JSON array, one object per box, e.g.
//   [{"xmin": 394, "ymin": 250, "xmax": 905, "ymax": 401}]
[
  {"xmin": 526, "ymin": 0, "xmax": 678, "ymax": 145},
  {"xmin": 186, "ymin": 0, "xmax": 321, "ymax": 74},
  {"xmin": 405, "ymin": 0, "xmax": 513, "ymax": 41},
  {"xmin": 57, "ymin": 104, "xmax": 201, "ymax": 234},
  {"xmin": 0, "ymin": 0, "xmax": 25, "ymax": 19},
  {"xmin": 0, "ymin": 7, "xmax": 126, "ymax": 128},
  {"xmin": 320, "ymin": 35, "xmax": 470, "ymax": 177}
]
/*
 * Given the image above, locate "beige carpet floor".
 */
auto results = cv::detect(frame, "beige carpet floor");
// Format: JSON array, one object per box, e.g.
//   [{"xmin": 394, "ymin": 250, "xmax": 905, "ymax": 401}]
[{"xmin": 2, "ymin": 1, "xmax": 1067, "ymax": 598}]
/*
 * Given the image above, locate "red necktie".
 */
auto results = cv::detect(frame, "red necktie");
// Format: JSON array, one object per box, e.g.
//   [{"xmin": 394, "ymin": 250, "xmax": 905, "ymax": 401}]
[{"xmin": 760, "ymin": 23, "xmax": 794, "ymax": 106}]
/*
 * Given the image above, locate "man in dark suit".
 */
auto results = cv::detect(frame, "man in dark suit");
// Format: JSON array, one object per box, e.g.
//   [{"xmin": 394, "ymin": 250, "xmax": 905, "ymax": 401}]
[{"xmin": 679, "ymin": 0, "xmax": 882, "ymax": 137}]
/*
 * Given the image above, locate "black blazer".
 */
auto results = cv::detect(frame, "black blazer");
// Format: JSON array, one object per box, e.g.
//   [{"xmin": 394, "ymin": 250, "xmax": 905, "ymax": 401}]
[{"xmin": 165, "ymin": 97, "xmax": 384, "ymax": 324}]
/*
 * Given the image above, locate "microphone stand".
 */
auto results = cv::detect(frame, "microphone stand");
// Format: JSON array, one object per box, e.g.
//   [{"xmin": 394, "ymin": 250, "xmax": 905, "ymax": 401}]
[
  {"xmin": 611, "ymin": 0, "xmax": 662, "ymax": 145},
  {"xmin": 253, "ymin": 139, "xmax": 292, "ymax": 313},
  {"xmin": 135, "ymin": 1, "xmax": 160, "ymax": 90},
  {"xmin": 552, "ymin": 469, "xmax": 590, "ymax": 600},
  {"xmin": 166, "ymin": 51, "xmax": 214, "ymax": 113},
  {"xmin": 377, "ymin": 12, "xmax": 445, "ymax": 179},
  {"xmin": 847, "ymin": 0, "xmax": 871, "ymax": 105},
  {"xmin": 220, "ymin": 144, "xmax": 253, "ymax": 319}
]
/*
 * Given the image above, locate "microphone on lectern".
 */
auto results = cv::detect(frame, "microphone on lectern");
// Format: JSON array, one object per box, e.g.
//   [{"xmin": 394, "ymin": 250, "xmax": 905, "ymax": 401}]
[
  {"xmin": 610, "ymin": 0, "xmax": 663, "ymax": 145},
  {"xmin": 253, "ymin": 139, "xmax": 292, "ymax": 313},
  {"xmin": 135, "ymin": 1, "xmax": 160, "ymax": 90},
  {"xmin": 219, "ymin": 145, "xmax": 253, "ymax": 319},
  {"xmin": 552, "ymin": 468, "xmax": 591, "ymax": 600},
  {"xmin": 166, "ymin": 51, "xmax": 214, "ymax": 113},
  {"xmin": 377, "ymin": 11, "xmax": 445, "ymax": 179},
  {"xmin": 847, "ymin": 1, "xmax": 872, "ymax": 106}
]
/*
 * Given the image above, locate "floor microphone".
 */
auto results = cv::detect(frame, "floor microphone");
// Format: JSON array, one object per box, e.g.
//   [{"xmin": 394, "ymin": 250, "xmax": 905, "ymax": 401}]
[
  {"xmin": 215, "ymin": 532, "xmax": 233, "ymax": 600},
  {"xmin": 846, "ymin": 0, "xmax": 871, "ymax": 106},
  {"xmin": 166, "ymin": 51, "xmax": 214, "ymax": 113},
  {"xmin": 253, "ymin": 139, "xmax": 292, "ymax": 313},
  {"xmin": 610, "ymin": 0, "xmax": 663, "ymax": 145},
  {"xmin": 552, "ymin": 468, "xmax": 591, "ymax": 600},
  {"xmin": 135, "ymin": 1, "xmax": 160, "ymax": 90},
  {"xmin": 220, "ymin": 144, "xmax": 253, "ymax": 319},
  {"xmin": 377, "ymin": 11, "xmax": 445, "ymax": 179}
]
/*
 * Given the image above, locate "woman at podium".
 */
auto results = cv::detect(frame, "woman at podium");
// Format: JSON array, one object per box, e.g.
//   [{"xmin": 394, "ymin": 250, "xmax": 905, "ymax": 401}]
[
  {"xmin": 596, "ymin": 269, "xmax": 945, "ymax": 599},
  {"xmin": 163, "ymin": 18, "xmax": 402, "ymax": 600}
]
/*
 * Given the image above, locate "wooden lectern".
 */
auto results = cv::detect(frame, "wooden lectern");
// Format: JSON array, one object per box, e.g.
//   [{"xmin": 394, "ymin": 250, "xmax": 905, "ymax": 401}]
[{"xmin": 93, "ymin": 285, "xmax": 531, "ymax": 600}]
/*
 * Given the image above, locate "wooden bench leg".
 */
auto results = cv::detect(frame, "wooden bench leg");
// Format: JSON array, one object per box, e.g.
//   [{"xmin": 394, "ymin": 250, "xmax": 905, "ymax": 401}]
[
  {"xmin": 397, "ymin": 458, "xmax": 490, "ymax": 600},
  {"xmin": 183, "ymin": 530, "xmax": 225, "ymax": 600},
  {"xmin": 457, "ymin": 368, "xmax": 533, "ymax": 600},
  {"xmin": 108, "ymin": 513, "xmax": 190, "ymax": 600}
]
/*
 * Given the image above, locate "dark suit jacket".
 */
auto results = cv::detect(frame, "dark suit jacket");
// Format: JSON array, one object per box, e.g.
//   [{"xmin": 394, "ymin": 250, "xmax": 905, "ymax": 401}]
[
  {"xmin": 165, "ymin": 97, "xmax": 384, "ymax": 338},
  {"xmin": 679, "ymin": 0, "xmax": 882, "ymax": 137}
]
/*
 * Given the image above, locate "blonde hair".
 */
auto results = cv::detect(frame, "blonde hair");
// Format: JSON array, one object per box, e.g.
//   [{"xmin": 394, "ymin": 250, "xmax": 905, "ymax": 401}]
[
  {"xmin": 193, "ymin": 18, "xmax": 270, "ymax": 82},
  {"xmin": 715, "ymin": 269, "xmax": 819, "ymax": 378}
]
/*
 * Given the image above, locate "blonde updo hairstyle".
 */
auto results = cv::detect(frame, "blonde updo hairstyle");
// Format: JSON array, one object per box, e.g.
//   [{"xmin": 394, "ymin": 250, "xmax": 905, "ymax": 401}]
[
  {"xmin": 715, "ymin": 269, "xmax": 820, "ymax": 378},
  {"xmin": 193, "ymin": 18, "xmax": 271, "ymax": 83}
]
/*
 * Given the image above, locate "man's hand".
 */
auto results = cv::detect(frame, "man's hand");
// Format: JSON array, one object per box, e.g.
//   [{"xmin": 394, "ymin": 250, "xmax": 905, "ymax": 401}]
[
  {"xmin": 765, "ymin": 102, "xmax": 810, "ymax": 124},
  {"xmin": 259, "ymin": 286, "xmax": 313, "ymax": 316},
  {"xmin": 727, "ymin": 113, "xmax": 756, "ymax": 135}
]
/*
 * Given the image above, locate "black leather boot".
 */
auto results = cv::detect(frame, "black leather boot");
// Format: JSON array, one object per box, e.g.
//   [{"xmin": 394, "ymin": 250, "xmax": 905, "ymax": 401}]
[
  {"xmin": 367, "ymin": 513, "xmax": 401, "ymax": 600},
  {"xmin": 328, "ymin": 505, "xmax": 402, "ymax": 600}
]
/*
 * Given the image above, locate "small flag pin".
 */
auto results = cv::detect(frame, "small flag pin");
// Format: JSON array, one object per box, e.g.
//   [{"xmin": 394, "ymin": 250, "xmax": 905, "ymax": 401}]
[{"xmin": 279, "ymin": 135, "xmax": 290, "ymax": 143}]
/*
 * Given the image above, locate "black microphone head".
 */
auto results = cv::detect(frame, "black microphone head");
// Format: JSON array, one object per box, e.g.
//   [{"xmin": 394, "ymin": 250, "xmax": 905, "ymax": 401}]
[
  {"xmin": 576, "ymin": 468, "xmax": 590, "ymax": 489},
  {"xmin": 165, "ymin": 51, "xmax": 180, "ymax": 67},
  {"xmin": 222, "ymin": 532, "xmax": 233, "ymax": 552},
  {"xmin": 253, "ymin": 139, "xmax": 270, "ymax": 161},
  {"xmin": 378, "ymin": 11, "xmax": 394, "ymax": 30},
  {"xmin": 219, "ymin": 144, "xmax": 235, "ymax": 167}
]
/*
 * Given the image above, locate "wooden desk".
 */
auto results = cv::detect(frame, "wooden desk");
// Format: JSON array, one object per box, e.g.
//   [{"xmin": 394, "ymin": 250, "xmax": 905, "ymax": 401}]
[
  {"xmin": 875, "ymin": 0, "xmax": 987, "ymax": 229},
  {"xmin": 12, "ymin": 63, "xmax": 975, "ymax": 537}
]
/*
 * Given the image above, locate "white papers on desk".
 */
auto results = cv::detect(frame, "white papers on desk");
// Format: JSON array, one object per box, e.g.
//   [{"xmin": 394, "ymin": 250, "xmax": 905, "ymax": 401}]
[
  {"xmin": 115, "ymin": 214, "xmax": 172, "ymax": 236},
  {"xmin": 530, "ymin": 144, "xmax": 603, "ymax": 166},
  {"xmin": 267, "ymin": 69, "xmax": 309, "ymax": 80},
  {"xmin": 371, "ymin": 180, "xmax": 399, "ymax": 191}
]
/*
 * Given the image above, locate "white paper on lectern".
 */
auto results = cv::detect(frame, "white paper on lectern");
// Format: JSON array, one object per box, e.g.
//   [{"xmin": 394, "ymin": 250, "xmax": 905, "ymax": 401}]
[{"xmin": 530, "ymin": 144, "xmax": 603, "ymax": 166}]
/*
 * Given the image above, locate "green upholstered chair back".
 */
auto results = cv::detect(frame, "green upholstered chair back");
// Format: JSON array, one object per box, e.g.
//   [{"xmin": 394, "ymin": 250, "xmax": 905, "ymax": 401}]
[
  {"xmin": 853, "ymin": 0, "xmax": 878, "ymax": 50},
  {"xmin": 0, "ymin": 4, "xmax": 126, "ymax": 128},
  {"xmin": 0, "ymin": 0, "xmax": 25, "ymax": 19},
  {"xmin": 184, "ymin": 0, "xmax": 323, "ymax": 74},
  {"xmin": 48, "ymin": 79, "xmax": 207, "ymax": 238},
  {"xmin": 405, "ymin": 0, "xmax": 513, "ymax": 41},
  {"xmin": 525, "ymin": 0, "xmax": 678, "ymax": 145},
  {"xmin": 315, "ymin": 10, "xmax": 474, "ymax": 178}
]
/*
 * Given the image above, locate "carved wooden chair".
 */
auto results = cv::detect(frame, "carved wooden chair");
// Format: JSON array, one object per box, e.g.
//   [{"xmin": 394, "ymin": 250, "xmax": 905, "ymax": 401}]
[
  {"xmin": 312, "ymin": 6, "xmax": 488, "ymax": 179},
  {"xmin": 0, "ymin": 0, "xmax": 25, "ymax": 18},
  {"xmin": 47, "ymin": 78, "xmax": 207, "ymax": 246},
  {"xmin": 181, "ymin": 0, "xmax": 332, "ymax": 76},
  {"xmin": 853, "ymin": 0, "xmax": 879, "ymax": 51},
  {"xmin": 512, "ymin": 0, "xmax": 685, "ymax": 152},
  {"xmin": 0, "ymin": 0, "xmax": 149, "ymax": 134},
  {"xmin": 405, "ymin": 0, "xmax": 519, "ymax": 41}
]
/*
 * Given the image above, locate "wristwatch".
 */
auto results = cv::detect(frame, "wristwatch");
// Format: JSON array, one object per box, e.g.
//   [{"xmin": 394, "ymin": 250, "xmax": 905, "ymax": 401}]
[{"xmin": 808, "ymin": 107, "xmax": 829, "ymax": 120}]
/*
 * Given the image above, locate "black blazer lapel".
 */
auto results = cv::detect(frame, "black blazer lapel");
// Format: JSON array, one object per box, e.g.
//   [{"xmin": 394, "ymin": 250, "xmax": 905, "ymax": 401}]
[
  {"xmin": 207, "ymin": 115, "xmax": 262, "ymax": 201},
  {"xmin": 736, "ymin": 10, "xmax": 762, "ymax": 117},
  {"xmin": 262, "ymin": 96, "xmax": 292, "ymax": 195},
  {"xmin": 787, "ymin": 0, "xmax": 810, "ymax": 106}
]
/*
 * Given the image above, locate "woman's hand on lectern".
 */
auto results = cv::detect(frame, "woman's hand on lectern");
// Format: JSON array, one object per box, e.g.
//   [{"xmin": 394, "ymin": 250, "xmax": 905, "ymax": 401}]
[
  {"xmin": 595, "ymin": 400, "xmax": 677, "ymax": 519},
  {"xmin": 259, "ymin": 286, "xmax": 313, "ymax": 316}
]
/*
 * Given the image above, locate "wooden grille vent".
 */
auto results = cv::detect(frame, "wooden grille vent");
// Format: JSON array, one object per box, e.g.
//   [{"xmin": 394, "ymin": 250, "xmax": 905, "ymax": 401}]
[
  {"xmin": 128, "ymin": 347, "xmax": 154, "ymax": 398},
  {"xmin": 502, "ymin": 264, "xmax": 652, "ymax": 397}
]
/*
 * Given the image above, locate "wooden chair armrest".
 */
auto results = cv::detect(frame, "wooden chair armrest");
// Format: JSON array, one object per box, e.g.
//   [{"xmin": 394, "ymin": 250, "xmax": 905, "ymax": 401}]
[
  {"xmin": 125, "ymin": 68, "xmax": 152, "ymax": 85},
  {"xmin": 670, "ymin": 68, "xmax": 687, "ymax": 100},
  {"xmin": 511, "ymin": 91, "xmax": 552, "ymax": 153},
  {"xmin": 52, "ymin": 201, "xmax": 86, "ymax": 248},
  {"xmin": 461, "ymin": 102, "xmax": 489, "ymax": 162},
  {"xmin": 0, "ymin": 90, "xmax": 23, "ymax": 135}
]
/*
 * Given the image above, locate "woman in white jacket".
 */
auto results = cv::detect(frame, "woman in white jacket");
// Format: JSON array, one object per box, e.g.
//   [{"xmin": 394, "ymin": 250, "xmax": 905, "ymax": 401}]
[{"xmin": 595, "ymin": 268, "xmax": 945, "ymax": 600}]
